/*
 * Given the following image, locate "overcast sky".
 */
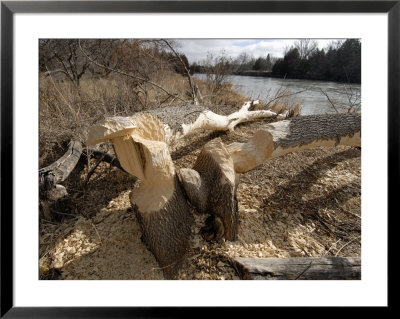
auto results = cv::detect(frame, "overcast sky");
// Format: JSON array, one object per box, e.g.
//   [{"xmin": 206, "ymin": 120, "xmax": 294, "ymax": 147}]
[{"xmin": 174, "ymin": 39, "xmax": 339, "ymax": 64}]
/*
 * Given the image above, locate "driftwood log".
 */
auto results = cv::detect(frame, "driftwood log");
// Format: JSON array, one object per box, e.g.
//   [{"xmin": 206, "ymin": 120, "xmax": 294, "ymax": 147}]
[
  {"xmin": 39, "ymin": 140, "xmax": 83, "ymax": 201},
  {"xmin": 86, "ymin": 101, "xmax": 361, "ymax": 278},
  {"xmin": 232, "ymin": 257, "xmax": 361, "ymax": 280}
]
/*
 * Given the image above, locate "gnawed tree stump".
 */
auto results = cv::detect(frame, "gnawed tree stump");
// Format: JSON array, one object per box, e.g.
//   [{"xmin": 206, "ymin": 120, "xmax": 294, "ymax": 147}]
[
  {"xmin": 87, "ymin": 113, "xmax": 194, "ymax": 278},
  {"xmin": 87, "ymin": 103, "xmax": 361, "ymax": 277},
  {"xmin": 132, "ymin": 176, "xmax": 193, "ymax": 278},
  {"xmin": 232, "ymin": 257, "xmax": 361, "ymax": 280},
  {"xmin": 179, "ymin": 139, "xmax": 239, "ymax": 241}
]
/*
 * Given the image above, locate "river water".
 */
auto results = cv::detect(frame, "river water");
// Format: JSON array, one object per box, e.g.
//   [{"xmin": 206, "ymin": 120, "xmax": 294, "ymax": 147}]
[{"xmin": 195, "ymin": 74, "xmax": 361, "ymax": 116}]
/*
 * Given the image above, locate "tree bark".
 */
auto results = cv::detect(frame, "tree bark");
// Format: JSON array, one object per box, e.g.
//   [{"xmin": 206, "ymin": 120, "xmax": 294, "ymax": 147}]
[
  {"xmin": 227, "ymin": 113, "xmax": 361, "ymax": 173},
  {"xmin": 131, "ymin": 175, "xmax": 193, "ymax": 278},
  {"xmin": 39, "ymin": 140, "xmax": 82, "ymax": 200},
  {"xmin": 232, "ymin": 257, "xmax": 361, "ymax": 280},
  {"xmin": 179, "ymin": 139, "xmax": 239, "ymax": 241},
  {"xmin": 87, "ymin": 113, "xmax": 193, "ymax": 278}
]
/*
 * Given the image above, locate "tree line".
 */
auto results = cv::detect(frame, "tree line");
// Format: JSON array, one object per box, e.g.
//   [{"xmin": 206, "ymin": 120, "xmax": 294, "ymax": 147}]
[
  {"xmin": 191, "ymin": 39, "xmax": 361, "ymax": 84},
  {"xmin": 272, "ymin": 39, "xmax": 361, "ymax": 83},
  {"xmin": 190, "ymin": 51, "xmax": 277, "ymax": 74}
]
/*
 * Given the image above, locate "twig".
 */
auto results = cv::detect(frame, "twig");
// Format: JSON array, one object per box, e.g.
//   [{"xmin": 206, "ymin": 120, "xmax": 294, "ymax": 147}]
[
  {"xmin": 335, "ymin": 236, "xmax": 361, "ymax": 257},
  {"xmin": 91, "ymin": 221, "xmax": 103, "ymax": 244},
  {"xmin": 320, "ymin": 89, "xmax": 340, "ymax": 114},
  {"xmin": 41, "ymin": 219, "xmax": 59, "ymax": 225},
  {"xmin": 160, "ymin": 39, "xmax": 198, "ymax": 105},
  {"xmin": 265, "ymin": 88, "xmax": 308, "ymax": 108},
  {"xmin": 53, "ymin": 211, "xmax": 79, "ymax": 218},
  {"xmin": 323, "ymin": 239, "xmax": 342, "ymax": 256},
  {"xmin": 151, "ymin": 260, "xmax": 178, "ymax": 271},
  {"xmin": 85, "ymin": 154, "xmax": 105, "ymax": 183}
]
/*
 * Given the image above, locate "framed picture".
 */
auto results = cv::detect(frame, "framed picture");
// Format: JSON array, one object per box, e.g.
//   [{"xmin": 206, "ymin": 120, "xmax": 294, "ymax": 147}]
[{"xmin": 1, "ymin": 0, "xmax": 396, "ymax": 316}]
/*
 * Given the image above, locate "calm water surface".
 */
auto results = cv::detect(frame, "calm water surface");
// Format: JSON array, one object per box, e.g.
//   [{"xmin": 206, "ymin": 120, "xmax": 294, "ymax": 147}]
[{"xmin": 195, "ymin": 74, "xmax": 361, "ymax": 116}]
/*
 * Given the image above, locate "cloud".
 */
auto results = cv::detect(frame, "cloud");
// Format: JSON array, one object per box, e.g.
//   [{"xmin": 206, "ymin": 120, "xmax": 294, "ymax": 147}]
[{"xmin": 174, "ymin": 39, "xmax": 344, "ymax": 64}]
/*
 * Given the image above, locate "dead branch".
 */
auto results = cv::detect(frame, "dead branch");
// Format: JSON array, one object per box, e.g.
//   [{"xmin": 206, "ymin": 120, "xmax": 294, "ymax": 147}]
[{"xmin": 160, "ymin": 39, "xmax": 198, "ymax": 105}]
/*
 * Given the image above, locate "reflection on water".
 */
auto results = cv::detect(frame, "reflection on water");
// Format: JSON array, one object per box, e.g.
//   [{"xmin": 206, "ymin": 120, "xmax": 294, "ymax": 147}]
[{"xmin": 194, "ymin": 74, "xmax": 361, "ymax": 116}]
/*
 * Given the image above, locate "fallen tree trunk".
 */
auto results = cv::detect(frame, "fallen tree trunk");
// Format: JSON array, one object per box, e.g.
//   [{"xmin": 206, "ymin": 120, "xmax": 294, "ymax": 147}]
[
  {"xmin": 138, "ymin": 101, "xmax": 284, "ymax": 144},
  {"xmin": 178, "ymin": 100, "xmax": 277, "ymax": 138},
  {"xmin": 39, "ymin": 140, "xmax": 82, "ymax": 201},
  {"xmin": 87, "ymin": 107, "xmax": 361, "ymax": 277},
  {"xmin": 232, "ymin": 257, "xmax": 361, "ymax": 280},
  {"xmin": 227, "ymin": 113, "xmax": 361, "ymax": 173}
]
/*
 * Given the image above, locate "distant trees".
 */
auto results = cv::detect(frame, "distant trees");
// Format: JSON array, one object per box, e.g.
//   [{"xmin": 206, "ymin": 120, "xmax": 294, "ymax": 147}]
[
  {"xmin": 233, "ymin": 53, "xmax": 255, "ymax": 72},
  {"xmin": 272, "ymin": 39, "xmax": 361, "ymax": 83},
  {"xmin": 253, "ymin": 54, "xmax": 274, "ymax": 71},
  {"xmin": 294, "ymin": 39, "xmax": 318, "ymax": 60},
  {"xmin": 201, "ymin": 52, "xmax": 234, "ymax": 94},
  {"xmin": 193, "ymin": 52, "xmax": 276, "ymax": 74}
]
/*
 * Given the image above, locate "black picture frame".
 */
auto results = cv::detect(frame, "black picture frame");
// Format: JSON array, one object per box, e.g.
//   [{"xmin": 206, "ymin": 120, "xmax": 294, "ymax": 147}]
[{"xmin": 1, "ymin": 1, "xmax": 396, "ymax": 317}]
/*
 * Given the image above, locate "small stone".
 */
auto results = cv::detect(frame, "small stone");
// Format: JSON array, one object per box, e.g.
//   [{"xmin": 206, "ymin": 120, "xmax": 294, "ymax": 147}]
[{"xmin": 217, "ymin": 261, "xmax": 225, "ymax": 268}]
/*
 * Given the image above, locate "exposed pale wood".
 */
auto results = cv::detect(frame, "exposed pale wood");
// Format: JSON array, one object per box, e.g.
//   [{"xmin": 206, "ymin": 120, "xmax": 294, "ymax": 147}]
[
  {"xmin": 87, "ymin": 113, "xmax": 193, "ymax": 278},
  {"xmin": 232, "ymin": 257, "xmax": 361, "ymax": 280},
  {"xmin": 179, "ymin": 138, "xmax": 239, "ymax": 241},
  {"xmin": 227, "ymin": 113, "xmax": 361, "ymax": 173},
  {"xmin": 179, "ymin": 100, "xmax": 277, "ymax": 140}
]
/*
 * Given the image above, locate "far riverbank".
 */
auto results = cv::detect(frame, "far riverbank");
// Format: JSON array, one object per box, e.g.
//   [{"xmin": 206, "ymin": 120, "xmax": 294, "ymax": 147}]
[{"xmin": 194, "ymin": 73, "xmax": 361, "ymax": 116}]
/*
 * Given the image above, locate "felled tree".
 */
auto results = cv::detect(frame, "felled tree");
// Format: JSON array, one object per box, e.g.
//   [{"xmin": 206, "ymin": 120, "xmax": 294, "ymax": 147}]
[{"xmin": 87, "ymin": 102, "xmax": 361, "ymax": 278}]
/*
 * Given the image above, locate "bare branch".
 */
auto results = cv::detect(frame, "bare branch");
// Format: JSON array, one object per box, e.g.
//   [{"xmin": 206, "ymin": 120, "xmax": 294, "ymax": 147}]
[
  {"xmin": 78, "ymin": 39, "xmax": 185, "ymax": 103},
  {"xmin": 319, "ymin": 89, "xmax": 340, "ymax": 114},
  {"xmin": 160, "ymin": 39, "xmax": 198, "ymax": 105}
]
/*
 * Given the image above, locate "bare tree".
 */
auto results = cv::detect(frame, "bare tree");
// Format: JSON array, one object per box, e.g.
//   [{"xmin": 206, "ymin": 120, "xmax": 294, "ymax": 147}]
[
  {"xmin": 40, "ymin": 39, "xmax": 121, "ymax": 86},
  {"xmin": 203, "ymin": 51, "xmax": 233, "ymax": 95},
  {"xmin": 294, "ymin": 39, "xmax": 318, "ymax": 60}
]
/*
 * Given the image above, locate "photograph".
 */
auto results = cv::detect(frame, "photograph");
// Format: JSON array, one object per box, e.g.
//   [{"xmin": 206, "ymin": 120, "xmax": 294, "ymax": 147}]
[{"xmin": 38, "ymin": 38, "xmax": 362, "ymax": 280}]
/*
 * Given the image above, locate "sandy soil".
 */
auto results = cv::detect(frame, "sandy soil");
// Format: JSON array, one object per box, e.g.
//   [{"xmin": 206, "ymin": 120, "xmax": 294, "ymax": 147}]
[{"xmin": 39, "ymin": 116, "xmax": 361, "ymax": 280}]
